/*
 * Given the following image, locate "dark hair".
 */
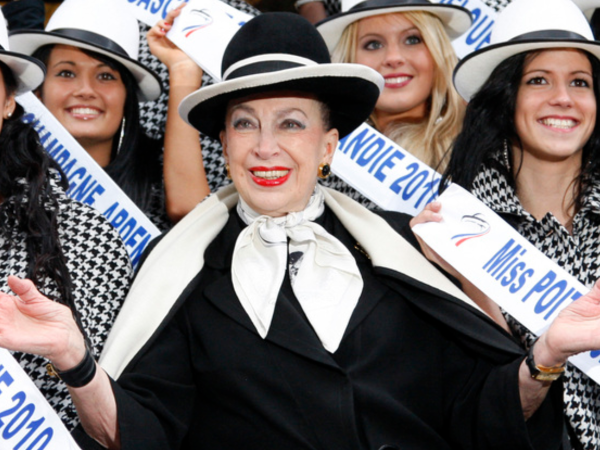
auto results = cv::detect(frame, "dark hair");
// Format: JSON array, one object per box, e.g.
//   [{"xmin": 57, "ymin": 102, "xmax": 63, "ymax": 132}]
[
  {"xmin": 0, "ymin": 61, "xmax": 89, "ymax": 339},
  {"xmin": 443, "ymin": 49, "xmax": 600, "ymax": 212},
  {"xmin": 33, "ymin": 45, "xmax": 162, "ymax": 212}
]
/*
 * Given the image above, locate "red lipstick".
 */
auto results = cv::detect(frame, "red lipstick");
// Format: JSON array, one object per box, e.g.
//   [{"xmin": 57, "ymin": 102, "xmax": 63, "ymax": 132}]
[{"xmin": 250, "ymin": 166, "xmax": 291, "ymax": 187}]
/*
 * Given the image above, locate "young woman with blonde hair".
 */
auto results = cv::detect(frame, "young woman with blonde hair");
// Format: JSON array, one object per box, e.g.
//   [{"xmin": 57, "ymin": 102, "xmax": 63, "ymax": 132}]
[{"xmin": 317, "ymin": 0, "xmax": 471, "ymax": 170}]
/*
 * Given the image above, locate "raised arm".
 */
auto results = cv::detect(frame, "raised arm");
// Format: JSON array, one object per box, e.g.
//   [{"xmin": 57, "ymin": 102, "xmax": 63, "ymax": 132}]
[
  {"xmin": 148, "ymin": 6, "xmax": 210, "ymax": 223},
  {"xmin": 0, "ymin": 276, "xmax": 120, "ymax": 448}
]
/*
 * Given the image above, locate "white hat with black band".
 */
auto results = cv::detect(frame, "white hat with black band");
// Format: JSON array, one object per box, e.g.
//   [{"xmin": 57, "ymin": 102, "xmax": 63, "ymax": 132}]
[
  {"xmin": 316, "ymin": 0, "xmax": 473, "ymax": 53},
  {"xmin": 453, "ymin": 0, "xmax": 600, "ymax": 101},
  {"xmin": 0, "ymin": 8, "xmax": 44, "ymax": 95},
  {"xmin": 9, "ymin": 0, "xmax": 162, "ymax": 101},
  {"xmin": 179, "ymin": 12, "xmax": 384, "ymax": 141}
]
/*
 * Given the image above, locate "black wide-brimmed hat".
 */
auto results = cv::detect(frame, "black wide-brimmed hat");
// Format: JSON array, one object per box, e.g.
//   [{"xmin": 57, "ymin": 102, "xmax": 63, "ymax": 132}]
[
  {"xmin": 0, "ymin": 8, "xmax": 44, "ymax": 95},
  {"xmin": 316, "ymin": 0, "xmax": 473, "ymax": 53},
  {"xmin": 454, "ymin": 0, "xmax": 600, "ymax": 101},
  {"xmin": 179, "ymin": 12, "xmax": 384, "ymax": 140},
  {"xmin": 9, "ymin": 0, "xmax": 161, "ymax": 101}
]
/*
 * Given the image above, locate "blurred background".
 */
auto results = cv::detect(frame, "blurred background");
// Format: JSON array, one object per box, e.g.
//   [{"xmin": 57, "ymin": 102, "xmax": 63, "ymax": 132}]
[{"xmin": 0, "ymin": 0, "xmax": 298, "ymax": 26}]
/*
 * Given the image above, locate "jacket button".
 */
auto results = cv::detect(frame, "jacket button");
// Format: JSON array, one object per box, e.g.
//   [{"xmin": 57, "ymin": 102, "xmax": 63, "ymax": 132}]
[{"xmin": 378, "ymin": 446, "xmax": 399, "ymax": 450}]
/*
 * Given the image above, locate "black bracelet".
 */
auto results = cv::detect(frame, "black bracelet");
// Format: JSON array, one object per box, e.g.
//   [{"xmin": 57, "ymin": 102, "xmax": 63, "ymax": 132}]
[
  {"xmin": 525, "ymin": 337, "xmax": 566, "ymax": 382},
  {"xmin": 46, "ymin": 344, "xmax": 97, "ymax": 388}
]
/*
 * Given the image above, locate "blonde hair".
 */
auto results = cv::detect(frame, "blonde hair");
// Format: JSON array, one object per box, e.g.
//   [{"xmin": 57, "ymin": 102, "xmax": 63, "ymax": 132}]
[{"xmin": 331, "ymin": 11, "xmax": 465, "ymax": 170}]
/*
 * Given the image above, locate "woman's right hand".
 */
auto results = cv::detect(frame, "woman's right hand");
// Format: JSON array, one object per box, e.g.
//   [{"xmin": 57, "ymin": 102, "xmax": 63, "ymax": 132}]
[
  {"xmin": 410, "ymin": 201, "xmax": 458, "ymax": 276},
  {"xmin": 147, "ymin": 5, "xmax": 203, "ymax": 78},
  {"xmin": 0, "ymin": 276, "xmax": 86, "ymax": 371}
]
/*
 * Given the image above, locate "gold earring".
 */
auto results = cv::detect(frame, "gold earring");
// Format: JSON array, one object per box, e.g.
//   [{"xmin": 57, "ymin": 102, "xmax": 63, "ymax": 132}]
[
  {"xmin": 226, "ymin": 163, "xmax": 231, "ymax": 180},
  {"xmin": 317, "ymin": 163, "xmax": 331, "ymax": 179}
]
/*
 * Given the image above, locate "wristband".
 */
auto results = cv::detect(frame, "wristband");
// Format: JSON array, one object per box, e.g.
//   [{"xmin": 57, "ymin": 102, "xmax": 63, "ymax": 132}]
[
  {"xmin": 525, "ymin": 337, "xmax": 566, "ymax": 382},
  {"xmin": 295, "ymin": 0, "xmax": 324, "ymax": 10},
  {"xmin": 46, "ymin": 344, "xmax": 97, "ymax": 388}
]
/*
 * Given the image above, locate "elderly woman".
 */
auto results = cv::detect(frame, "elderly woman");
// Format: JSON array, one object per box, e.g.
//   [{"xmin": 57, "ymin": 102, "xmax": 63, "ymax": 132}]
[
  {"xmin": 415, "ymin": 0, "xmax": 600, "ymax": 448},
  {"xmin": 0, "ymin": 12, "xmax": 595, "ymax": 450}
]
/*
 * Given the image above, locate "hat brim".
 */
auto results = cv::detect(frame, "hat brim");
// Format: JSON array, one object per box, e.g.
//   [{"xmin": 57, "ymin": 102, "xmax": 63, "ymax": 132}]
[
  {"xmin": 317, "ymin": 4, "xmax": 473, "ymax": 53},
  {"xmin": 9, "ymin": 30, "xmax": 162, "ymax": 101},
  {"xmin": 0, "ymin": 51, "xmax": 45, "ymax": 95},
  {"xmin": 454, "ymin": 38, "xmax": 600, "ymax": 101},
  {"xmin": 179, "ymin": 63, "xmax": 383, "ymax": 140}
]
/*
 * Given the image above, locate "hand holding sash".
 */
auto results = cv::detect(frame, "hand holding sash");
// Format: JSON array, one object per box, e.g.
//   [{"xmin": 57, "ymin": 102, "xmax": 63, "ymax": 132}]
[
  {"xmin": 410, "ymin": 202, "xmax": 509, "ymax": 331},
  {"xmin": 147, "ymin": 4, "xmax": 203, "ymax": 78}
]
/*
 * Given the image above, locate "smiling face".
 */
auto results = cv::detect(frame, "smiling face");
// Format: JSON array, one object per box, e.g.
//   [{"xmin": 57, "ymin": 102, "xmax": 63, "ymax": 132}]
[
  {"xmin": 354, "ymin": 13, "xmax": 435, "ymax": 126},
  {"xmin": 38, "ymin": 45, "xmax": 127, "ymax": 163},
  {"xmin": 220, "ymin": 94, "xmax": 338, "ymax": 217},
  {"xmin": 515, "ymin": 49, "xmax": 596, "ymax": 164}
]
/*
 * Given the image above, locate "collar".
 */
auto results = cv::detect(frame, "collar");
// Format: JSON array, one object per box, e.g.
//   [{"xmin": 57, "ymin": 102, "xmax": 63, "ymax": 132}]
[{"xmin": 472, "ymin": 162, "xmax": 600, "ymax": 220}]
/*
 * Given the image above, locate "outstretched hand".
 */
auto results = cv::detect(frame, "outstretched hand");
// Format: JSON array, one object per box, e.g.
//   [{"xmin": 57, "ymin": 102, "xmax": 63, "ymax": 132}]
[
  {"xmin": 539, "ymin": 280, "xmax": 600, "ymax": 366},
  {"xmin": 0, "ymin": 276, "xmax": 84, "ymax": 367}
]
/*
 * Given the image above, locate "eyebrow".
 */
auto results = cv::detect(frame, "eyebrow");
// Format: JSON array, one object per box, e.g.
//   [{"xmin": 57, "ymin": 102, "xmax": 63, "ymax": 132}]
[
  {"xmin": 275, "ymin": 107, "xmax": 308, "ymax": 119},
  {"xmin": 358, "ymin": 26, "xmax": 420, "ymax": 39},
  {"xmin": 50, "ymin": 60, "xmax": 114, "ymax": 70},
  {"xmin": 230, "ymin": 105, "xmax": 309, "ymax": 118},
  {"xmin": 523, "ymin": 68, "xmax": 593, "ymax": 77}
]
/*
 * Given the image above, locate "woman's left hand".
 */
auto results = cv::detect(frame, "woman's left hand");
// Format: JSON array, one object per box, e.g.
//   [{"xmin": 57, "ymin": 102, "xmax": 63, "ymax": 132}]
[
  {"xmin": 147, "ymin": 5, "xmax": 203, "ymax": 77},
  {"xmin": 0, "ymin": 276, "xmax": 86, "ymax": 369},
  {"xmin": 537, "ymin": 280, "xmax": 600, "ymax": 366}
]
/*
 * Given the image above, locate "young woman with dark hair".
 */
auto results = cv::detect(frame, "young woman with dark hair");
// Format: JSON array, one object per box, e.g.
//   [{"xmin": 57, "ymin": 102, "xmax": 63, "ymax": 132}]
[
  {"xmin": 416, "ymin": 0, "xmax": 600, "ymax": 447},
  {"xmin": 32, "ymin": 44, "xmax": 166, "ymax": 224},
  {"xmin": 444, "ymin": 51, "xmax": 600, "ymax": 213},
  {"xmin": 0, "ymin": 10, "xmax": 132, "ymax": 431},
  {"xmin": 9, "ymin": 0, "xmax": 186, "ymax": 230}
]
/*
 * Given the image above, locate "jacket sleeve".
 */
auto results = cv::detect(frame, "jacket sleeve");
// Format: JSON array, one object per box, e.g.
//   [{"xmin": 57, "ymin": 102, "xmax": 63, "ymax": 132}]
[
  {"xmin": 375, "ymin": 210, "xmax": 568, "ymax": 449},
  {"xmin": 74, "ymin": 307, "xmax": 197, "ymax": 450}
]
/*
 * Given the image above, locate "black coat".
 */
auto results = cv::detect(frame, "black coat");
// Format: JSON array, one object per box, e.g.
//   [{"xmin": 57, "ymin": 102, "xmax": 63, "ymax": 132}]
[{"xmin": 76, "ymin": 203, "xmax": 566, "ymax": 450}]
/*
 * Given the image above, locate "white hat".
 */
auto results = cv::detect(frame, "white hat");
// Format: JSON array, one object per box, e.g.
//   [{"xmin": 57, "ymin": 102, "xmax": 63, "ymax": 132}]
[
  {"xmin": 0, "ymin": 8, "xmax": 44, "ymax": 94},
  {"xmin": 316, "ymin": 0, "xmax": 473, "ymax": 53},
  {"xmin": 453, "ymin": 0, "xmax": 600, "ymax": 101},
  {"xmin": 9, "ymin": 0, "xmax": 161, "ymax": 101}
]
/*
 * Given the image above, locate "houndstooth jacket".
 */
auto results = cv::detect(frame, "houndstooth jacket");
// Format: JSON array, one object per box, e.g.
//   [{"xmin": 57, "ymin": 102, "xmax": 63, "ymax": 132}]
[
  {"xmin": 1, "ymin": 172, "xmax": 133, "ymax": 430},
  {"xmin": 472, "ymin": 163, "xmax": 600, "ymax": 450}
]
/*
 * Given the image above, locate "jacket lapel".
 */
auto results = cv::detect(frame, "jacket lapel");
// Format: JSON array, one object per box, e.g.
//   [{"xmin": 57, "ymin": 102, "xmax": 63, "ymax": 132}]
[
  {"xmin": 322, "ymin": 187, "xmax": 488, "ymax": 315},
  {"xmin": 100, "ymin": 185, "xmax": 239, "ymax": 379},
  {"xmin": 379, "ymin": 269, "xmax": 524, "ymax": 358},
  {"xmin": 343, "ymin": 259, "xmax": 389, "ymax": 340}
]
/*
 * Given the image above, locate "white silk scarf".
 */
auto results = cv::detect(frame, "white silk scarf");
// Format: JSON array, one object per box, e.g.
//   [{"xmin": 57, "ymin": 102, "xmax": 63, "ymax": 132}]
[{"xmin": 232, "ymin": 185, "xmax": 363, "ymax": 353}]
